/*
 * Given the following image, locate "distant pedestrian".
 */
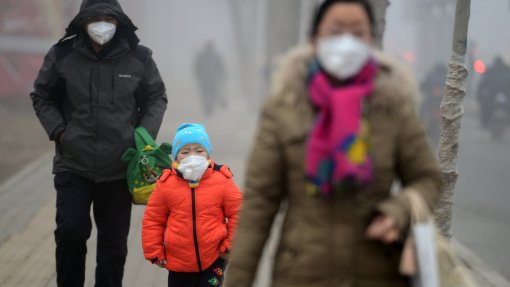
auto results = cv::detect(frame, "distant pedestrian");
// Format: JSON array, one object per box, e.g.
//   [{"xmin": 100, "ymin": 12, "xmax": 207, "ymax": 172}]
[
  {"xmin": 194, "ymin": 42, "xmax": 227, "ymax": 116},
  {"xmin": 142, "ymin": 123, "xmax": 242, "ymax": 287},
  {"xmin": 224, "ymin": 1, "xmax": 442, "ymax": 286},
  {"xmin": 30, "ymin": 0, "xmax": 167, "ymax": 286}
]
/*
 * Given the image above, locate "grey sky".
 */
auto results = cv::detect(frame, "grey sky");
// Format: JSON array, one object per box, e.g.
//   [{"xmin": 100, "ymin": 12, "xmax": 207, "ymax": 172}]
[{"xmin": 385, "ymin": 0, "xmax": 510, "ymax": 64}]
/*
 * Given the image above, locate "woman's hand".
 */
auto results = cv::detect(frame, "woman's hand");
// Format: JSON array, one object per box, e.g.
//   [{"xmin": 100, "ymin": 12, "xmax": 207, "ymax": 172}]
[
  {"xmin": 154, "ymin": 259, "xmax": 167, "ymax": 268},
  {"xmin": 366, "ymin": 214, "xmax": 400, "ymax": 243}
]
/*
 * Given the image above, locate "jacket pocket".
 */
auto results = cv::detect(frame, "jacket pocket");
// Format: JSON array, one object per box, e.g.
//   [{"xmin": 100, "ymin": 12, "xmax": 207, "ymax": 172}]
[
  {"xmin": 274, "ymin": 244, "xmax": 299, "ymax": 275},
  {"xmin": 59, "ymin": 123, "xmax": 73, "ymax": 153},
  {"xmin": 274, "ymin": 218, "xmax": 304, "ymax": 275},
  {"xmin": 59, "ymin": 122, "xmax": 90, "ymax": 168},
  {"xmin": 59, "ymin": 123, "xmax": 80, "ymax": 163},
  {"xmin": 283, "ymin": 131, "xmax": 308, "ymax": 171},
  {"xmin": 273, "ymin": 243, "xmax": 324, "ymax": 284},
  {"xmin": 206, "ymin": 222, "xmax": 228, "ymax": 249}
]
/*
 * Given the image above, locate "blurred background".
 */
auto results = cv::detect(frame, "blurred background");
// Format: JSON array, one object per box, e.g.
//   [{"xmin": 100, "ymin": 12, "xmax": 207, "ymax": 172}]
[{"xmin": 0, "ymin": 0, "xmax": 509, "ymax": 286}]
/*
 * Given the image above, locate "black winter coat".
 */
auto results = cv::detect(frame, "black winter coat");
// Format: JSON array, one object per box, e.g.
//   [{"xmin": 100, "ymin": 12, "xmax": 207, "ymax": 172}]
[{"xmin": 30, "ymin": 0, "xmax": 167, "ymax": 182}]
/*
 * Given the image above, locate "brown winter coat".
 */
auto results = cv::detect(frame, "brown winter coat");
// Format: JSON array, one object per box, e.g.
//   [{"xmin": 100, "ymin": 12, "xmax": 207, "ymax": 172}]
[{"xmin": 224, "ymin": 45, "xmax": 442, "ymax": 287}]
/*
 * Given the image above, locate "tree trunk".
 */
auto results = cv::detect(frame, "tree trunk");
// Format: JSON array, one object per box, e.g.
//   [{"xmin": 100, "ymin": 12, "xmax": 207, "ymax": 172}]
[
  {"xmin": 435, "ymin": 0, "xmax": 471, "ymax": 239},
  {"xmin": 368, "ymin": 0, "xmax": 390, "ymax": 48}
]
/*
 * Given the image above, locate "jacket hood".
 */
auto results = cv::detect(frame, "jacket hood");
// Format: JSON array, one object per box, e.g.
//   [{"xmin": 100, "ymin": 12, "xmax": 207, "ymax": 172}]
[
  {"xmin": 59, "ymin": 0, "xmax": 139, "ymax": 49},
  {"xmin": 270, "ymin": 44, "xmax": 421, "ymax": 117}
]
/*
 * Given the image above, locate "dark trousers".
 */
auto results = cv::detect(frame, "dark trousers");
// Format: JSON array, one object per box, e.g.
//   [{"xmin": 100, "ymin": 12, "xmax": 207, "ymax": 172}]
[
  {"xmin": 168, "ymin": 258, "xmax": 226, "ymax": 287},
  {"xmin": 54, "ymin": 171, "xmax": 132, "ymax": 287}
]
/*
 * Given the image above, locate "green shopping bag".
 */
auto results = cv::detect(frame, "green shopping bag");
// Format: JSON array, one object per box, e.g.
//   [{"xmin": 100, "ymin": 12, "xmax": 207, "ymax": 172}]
[{"xmin": 121, "ymin": 127, "xmax": 172, "ymax": 205}]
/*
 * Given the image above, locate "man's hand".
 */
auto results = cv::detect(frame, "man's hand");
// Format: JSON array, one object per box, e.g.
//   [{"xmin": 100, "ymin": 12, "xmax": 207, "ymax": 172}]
[{"xmin": 366, "ymin": 214, "xmax": 400, "ymax": 243}]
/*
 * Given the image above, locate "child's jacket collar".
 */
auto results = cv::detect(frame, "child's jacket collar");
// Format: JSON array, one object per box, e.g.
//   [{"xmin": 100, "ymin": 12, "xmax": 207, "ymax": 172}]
[{"xmin": 158, "ymin": 161, "xmax": 232, "ymax": 187}]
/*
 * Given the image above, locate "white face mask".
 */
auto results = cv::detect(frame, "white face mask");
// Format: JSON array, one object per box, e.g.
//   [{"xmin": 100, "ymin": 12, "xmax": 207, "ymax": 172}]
[
  {"xmin": 177, "ymin": 155, "xmax": 209, "ymax": 182},
  {"xmin": 317, "ymin": 34, "xmax": 371, "ymax": 80},
  {"xmin": 87, "ymin": 21, "xmax": 116, "ymax": 45}
]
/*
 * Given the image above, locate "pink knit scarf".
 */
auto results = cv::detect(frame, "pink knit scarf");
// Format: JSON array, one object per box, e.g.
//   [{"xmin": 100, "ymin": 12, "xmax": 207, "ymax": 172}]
[{"xmin": 305, "ymin": 61, "xmax": 377, "ymax": 197}]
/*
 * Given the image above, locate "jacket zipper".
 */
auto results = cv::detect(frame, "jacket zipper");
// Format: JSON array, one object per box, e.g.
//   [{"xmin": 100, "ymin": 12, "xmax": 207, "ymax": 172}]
[
  {"xmin": 94, "ymin": 63, "xmax": 100, "ymax": 181},
  {"xmin": 89, "ymin": 67, "xmax": 93, "ymax": 114},
  {"xmin": 111, "ymin": 71, "xmax": 115, "ymax": 106},
  {"xmin": 191, "ymin": 188, "xmax": 203, "ymax": 272}
]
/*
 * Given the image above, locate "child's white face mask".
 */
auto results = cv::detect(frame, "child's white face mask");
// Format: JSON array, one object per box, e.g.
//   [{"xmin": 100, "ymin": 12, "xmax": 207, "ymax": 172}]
[{"xmin": 177, "ymin": 155, "xmax": 209, "ymax": 182}]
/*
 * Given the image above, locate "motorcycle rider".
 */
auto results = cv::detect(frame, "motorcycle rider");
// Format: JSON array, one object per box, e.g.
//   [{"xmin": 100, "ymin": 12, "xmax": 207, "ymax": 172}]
[{"xmin": 477, "ymin": 56, "xmax": 510, "ymax": 128}]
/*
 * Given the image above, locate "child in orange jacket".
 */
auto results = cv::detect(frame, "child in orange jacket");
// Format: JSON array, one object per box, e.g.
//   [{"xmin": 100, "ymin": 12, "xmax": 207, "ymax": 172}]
[{"xmin": 142, "ymin": 123, "xmax": 243, "ymax": 287}]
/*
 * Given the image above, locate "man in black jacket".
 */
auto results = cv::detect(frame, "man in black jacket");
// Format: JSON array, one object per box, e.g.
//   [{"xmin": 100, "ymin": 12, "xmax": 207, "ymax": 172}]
[{"xmin": 30, "ymin": 1, "xmax": 167, "ymax": 286}]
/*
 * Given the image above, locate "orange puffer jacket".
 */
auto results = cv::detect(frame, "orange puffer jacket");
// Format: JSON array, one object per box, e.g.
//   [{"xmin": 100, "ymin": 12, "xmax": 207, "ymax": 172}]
[{"xmin": 142, "ymin": 162, "xmax": 243, "ymax": 272}]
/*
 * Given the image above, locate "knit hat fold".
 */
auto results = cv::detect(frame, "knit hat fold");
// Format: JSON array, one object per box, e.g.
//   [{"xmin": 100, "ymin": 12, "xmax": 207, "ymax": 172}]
[{"xmin": 172, "ymin": 124, "xmax": 212, "ymax": 160}]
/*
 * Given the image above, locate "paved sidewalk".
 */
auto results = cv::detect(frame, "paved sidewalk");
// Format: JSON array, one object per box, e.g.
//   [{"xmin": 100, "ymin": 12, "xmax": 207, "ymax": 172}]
[
  {"xmin": 0, "ymin": 97, "xmax": 256, "ymax": 287},
  {"xmin": 453, "ymin": 240, "xmax": 510, "ymax": 287},
  {"xmin": 0, "ymin": 100, "xmax": 509, "ymax": 287},
  {"xmin": 2, "ymin": 154, "xmax": 509, "ymax": 287}
]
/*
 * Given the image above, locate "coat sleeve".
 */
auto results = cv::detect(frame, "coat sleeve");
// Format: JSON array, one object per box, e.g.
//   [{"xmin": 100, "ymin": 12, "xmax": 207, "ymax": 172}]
[
  {"xmin": 30, "ymin": 47, "xmax": 66, "ymax": 141},
  {"xmin": 136, "ymin": 53, "xmax": 168, "ymax": 139},
  {"xmin": 142, "ymin": 181, "xmax": 169, "ymax": 262},
  {"xmin": 219, "ymin": 178, "xmax": 243, "ymax": 253},
  {"xmin": 378, "ymin": 97, "xmax": 443, "ymax": 231},
  {"xmin": 224, "ymin": 98, "xmax": 286, "ymax": 287}
]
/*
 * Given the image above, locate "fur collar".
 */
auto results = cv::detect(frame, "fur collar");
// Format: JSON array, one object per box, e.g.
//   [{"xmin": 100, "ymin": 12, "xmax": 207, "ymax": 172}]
[{"xmin": 270, "ymin": 45, "xmax": 420, "ymax": 116}]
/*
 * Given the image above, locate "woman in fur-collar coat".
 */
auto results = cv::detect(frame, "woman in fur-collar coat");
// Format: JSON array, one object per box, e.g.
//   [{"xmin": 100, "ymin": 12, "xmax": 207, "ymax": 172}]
[{"xmin": 224, "ymin": 1, "xmax": 442, "ymax": 287}]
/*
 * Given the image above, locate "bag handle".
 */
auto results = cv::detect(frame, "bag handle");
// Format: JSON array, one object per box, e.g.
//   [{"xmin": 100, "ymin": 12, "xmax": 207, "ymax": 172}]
[
  {"xmin": 399, "ymin": 189, "xmax": 435, "ymax": 277},
  {"xmin": 402, "ymin": 189, "xmax": 433, "ymax": 224},
  {"xmin": 134, "ymin": 127, "xmax": 157, "ymax": 150}
]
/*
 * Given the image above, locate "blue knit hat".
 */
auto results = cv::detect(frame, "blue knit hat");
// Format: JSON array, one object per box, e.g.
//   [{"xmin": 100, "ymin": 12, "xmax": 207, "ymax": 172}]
[{"xmin": 172, "ymin": 123, "xmax": 212, "ymax": 160}]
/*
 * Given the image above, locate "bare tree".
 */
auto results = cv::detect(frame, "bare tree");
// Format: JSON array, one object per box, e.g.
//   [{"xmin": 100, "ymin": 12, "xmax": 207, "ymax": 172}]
[{"xmin": 435, "ymin": 0, "xmax": 472, "ymax": 239}]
